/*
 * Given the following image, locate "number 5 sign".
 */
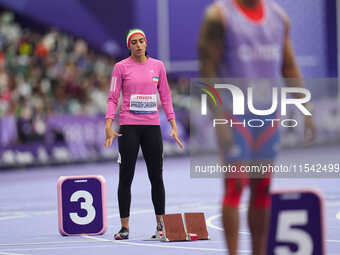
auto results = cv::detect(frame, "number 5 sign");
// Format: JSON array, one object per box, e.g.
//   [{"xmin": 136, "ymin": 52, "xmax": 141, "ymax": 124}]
[
  {"xmin": 267, "ymin": 190, "xmax": 325, "ymax": 255},
  {"xmin": 57, "ymin": 176, "xmax": 107, "ymax": 236}
]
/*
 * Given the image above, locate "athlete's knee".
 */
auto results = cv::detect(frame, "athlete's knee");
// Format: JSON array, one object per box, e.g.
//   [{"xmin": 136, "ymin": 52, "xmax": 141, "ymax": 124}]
[
  {"xmin": 148, "ymin": 166, "xmax": 163, "ymax": 180},
  {"xmin": 223, "ymin": 178, "xmax": 247, "ymax": 208},
  {"xmin": 251, "ymin": 178, "xmax": 271, "ymax": 209},
  {"xmin": 148, "ymin": 176, "xmax": 164, "ymax": 191},
  {"xmin": 118, "ymin": 174, "xmax": 134, "ymax": 189}
]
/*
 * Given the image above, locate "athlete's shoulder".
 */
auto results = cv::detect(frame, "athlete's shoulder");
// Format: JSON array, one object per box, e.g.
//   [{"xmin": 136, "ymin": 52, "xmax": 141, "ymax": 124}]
[
  {"xmin": 113, "ymin": 57, "xmax": 131, "ymax": 73},
  {"xmin": 204, "ymin": 1, "xmax": 225, "ymax": 23},
  {"xmin": 115, "ymin": 57, "xmax": 131, "ymax": 66},
  {"xmin": 269, "ymin": 0, "xmax": 290, "ymax": 28},
  {"xmin": 148, "ymin": 57, "xmax": 165, "ymax": 67}
]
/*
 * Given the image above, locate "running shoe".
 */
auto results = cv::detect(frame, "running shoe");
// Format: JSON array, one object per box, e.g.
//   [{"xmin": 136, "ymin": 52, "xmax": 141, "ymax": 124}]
[
  {"xmin": 151, "ymin": 225, "xmax": 163, "ymax": 239},
  {"xmin": 114, "ymin": 227, "xmax": 129, "ymax": 240}
]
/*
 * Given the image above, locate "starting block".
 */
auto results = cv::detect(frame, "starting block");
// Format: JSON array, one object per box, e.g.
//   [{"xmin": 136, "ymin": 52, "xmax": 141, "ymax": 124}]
[
  {"xmin": 161, "ymin": 213, "xmax": 187, "ymax": 241},
  {"xmin": 160, "ymin": 212, "xmax": 209, "ymax": 242},
  {"xmin": 184, "ymin": 212, "xmax": 210, "ymax": 240}
]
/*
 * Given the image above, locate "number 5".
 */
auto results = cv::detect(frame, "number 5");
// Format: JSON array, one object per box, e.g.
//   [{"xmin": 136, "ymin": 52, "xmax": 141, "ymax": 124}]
[
  {"xmin": 274, "ymin": 210, "xmax": 313, "ymax": 255},
  {"xmin": 69, "ymin": 190, "xmax": 96, "ymax": 225}
]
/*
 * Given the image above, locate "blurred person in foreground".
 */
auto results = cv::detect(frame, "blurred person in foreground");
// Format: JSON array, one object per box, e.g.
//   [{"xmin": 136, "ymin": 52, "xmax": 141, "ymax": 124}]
[{"xmin": 198, "ymin": 0, "xmax": 316, "ymax": 254}]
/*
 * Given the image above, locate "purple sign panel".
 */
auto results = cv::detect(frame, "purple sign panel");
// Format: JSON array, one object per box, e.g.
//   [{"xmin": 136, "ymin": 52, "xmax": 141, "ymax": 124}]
[
  {"xmin": 267, "ymin": 190, "xmax": 324, "ymax": 255},
  {"xmin": 57, "ymin": 176, "xmax": 107, "ymax": 236},
  {"xmin": 0, "ymin": 112, "xmax": 189, "ymax": 168}
]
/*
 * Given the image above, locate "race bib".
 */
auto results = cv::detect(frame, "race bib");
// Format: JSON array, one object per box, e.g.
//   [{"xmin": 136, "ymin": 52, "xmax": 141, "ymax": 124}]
[{"xmin": 130, "ymin": 94, "xmax": 157, "ymax": 114}]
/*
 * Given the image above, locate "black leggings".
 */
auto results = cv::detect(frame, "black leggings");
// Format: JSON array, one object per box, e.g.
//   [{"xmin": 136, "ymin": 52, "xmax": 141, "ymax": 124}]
[{"xmin": 117, "ymin": 125, "xmax": 165, "ymax": 218}]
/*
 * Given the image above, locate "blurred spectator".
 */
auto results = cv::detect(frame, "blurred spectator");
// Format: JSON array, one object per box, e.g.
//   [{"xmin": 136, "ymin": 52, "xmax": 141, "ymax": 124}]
[
  {"xmin": 0, "ymin": 10, "xmax": 190, "ymax": 121},
  {"xmin": 0, "ymin": 11, "xmax": 117, "ymax": 119}
]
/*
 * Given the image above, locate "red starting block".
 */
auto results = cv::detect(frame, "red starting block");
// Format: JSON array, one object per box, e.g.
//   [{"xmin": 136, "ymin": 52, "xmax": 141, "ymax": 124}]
[
  {"xmin": 184, "ymin": 212, "xmax": 210, "ymax": 240},
  {"xmin": 161, "ymin": 213, "xmax": 187, "ymax": 241},
  {"xmin": 160, "ymin": 212, "xmax": 209, "ymax": 242}
]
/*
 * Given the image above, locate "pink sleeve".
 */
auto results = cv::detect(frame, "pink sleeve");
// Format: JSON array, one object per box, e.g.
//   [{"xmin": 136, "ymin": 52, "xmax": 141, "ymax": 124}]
[
  {"xmin": 105, "ymin": 64, "xmax": 122, "ymax": 120},
  {"xmin": 158, "ymin": 62, "xmax": 175, "ymax": 121}
]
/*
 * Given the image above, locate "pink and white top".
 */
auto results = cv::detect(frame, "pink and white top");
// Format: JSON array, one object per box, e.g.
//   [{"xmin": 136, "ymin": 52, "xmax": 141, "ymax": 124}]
[{"xmin": 105, "ymin": 56, "xmax": 175, "ymax": 125}]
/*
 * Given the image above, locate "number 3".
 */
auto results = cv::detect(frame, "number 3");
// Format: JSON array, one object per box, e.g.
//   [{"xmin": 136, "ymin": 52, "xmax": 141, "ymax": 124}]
[
  {"xmin": 274, "ymin": 210, "xmax": 313, "ymax": 255},
  {"xmin": 69, "ymin": 190, "xmax": 96, "ymax": 225}
]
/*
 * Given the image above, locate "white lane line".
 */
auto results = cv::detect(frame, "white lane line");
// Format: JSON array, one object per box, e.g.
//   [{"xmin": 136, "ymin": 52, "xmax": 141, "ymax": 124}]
[
  {"xmin": 0, "ymin": 210, "xmax": 57, "ymax": 221},
  {"xmin": 81, "ymin": 236, "xmax": 143, "ymax": 242},
  {"xmin": 0, "ymin": 245, "xmax": 116, "ymax": 252},
  {"xmin": 206, "ymin": 214, "xmax": 223, "ymax": 231},
  {"xmin": 207, "ymin": 214, "xmax": 340, "ymax": 243},
  {"xmin": 32, "ymin": 210, "xmax": 57, "ymax": 216},
  {"xmin": 0, "ymin": 212, "xmax": 27, "ymax": 221},
  {"xmin": 83, "ymin": 236, "xmax": 110, "ymax": 242},
  {"xmin": 326, "ymin": 240, "xmax": 340, "ymax": 243},
  {"xmin": 206, "ymin": 209, "xmax": 251, "ymax": 235},
  {"xmin": 84, "ymin": 235, "xmax": 252, "ymax": 253},
  {"xmin": 0, "ymin": 251, "xmax": 29, "ymax": 255},
  {"xmin": 0, "ymin": 240, "xmax": 98, "ymax": 246},
  {"xmin": 0, "ymin": 215, "xmax": 27, "ymax": 221},
  {"xmin": 0, "ymin": 242, "xmax": 229, "ymax": 253}
]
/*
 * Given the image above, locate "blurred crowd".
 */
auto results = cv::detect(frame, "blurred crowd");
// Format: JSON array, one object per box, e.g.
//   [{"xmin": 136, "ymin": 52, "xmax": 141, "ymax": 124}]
[
  {"xmin": 0, "ymin": 11, "xmax": 116, "ymax": 119},
  {"xmin": 0, "ymin": 11, "xmax": 190, "ymax": 120}
]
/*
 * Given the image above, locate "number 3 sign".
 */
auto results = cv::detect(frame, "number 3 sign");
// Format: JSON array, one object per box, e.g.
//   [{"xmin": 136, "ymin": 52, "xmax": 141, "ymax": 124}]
[
  {"xmin": 57, "ymin": 176, "xmax": 107, "ymax": 236},
  {"xmin": 267, "ymin": 190, "xmax": 325, "ymax": 255}
]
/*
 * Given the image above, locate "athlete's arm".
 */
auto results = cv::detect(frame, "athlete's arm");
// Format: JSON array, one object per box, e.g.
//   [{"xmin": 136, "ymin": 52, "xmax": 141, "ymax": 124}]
[
  {"xmin": 198, "ymin": 4, "xmax": 232, "ymax": 155},
  {"xmin": 281, "ymin": 13, "xmax": 301, "ymax": 79},
  {"xmin": 158, "ymin": 62, "xmax": 175, "ymax": 121},
  {"xmin": 198, "ymin": 3, "xmax": 225, "ymax": 77},
  {"xmin": 281, "ymin": 12, "xmax": 316, "ymax": 144},
  {"xmin": 158, "ymin": 62, "xmax": 183, "ymax": 149},
  {"xmin": 104, "ymin": 64, "xmax": 123, "ymax": 148}
]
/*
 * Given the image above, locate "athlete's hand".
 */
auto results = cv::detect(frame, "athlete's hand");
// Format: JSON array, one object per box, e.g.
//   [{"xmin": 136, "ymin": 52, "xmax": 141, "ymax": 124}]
[
  {"xmin": 170, "ymin": 127, "xmax": 184, "ymax": 149},
  {"xmin": 304, "ymin": 115, "xmax": 316, "ymax": 146},
  {"xmin": 104, "ymin": 128, "xmax": 122, "ymax": 148}
]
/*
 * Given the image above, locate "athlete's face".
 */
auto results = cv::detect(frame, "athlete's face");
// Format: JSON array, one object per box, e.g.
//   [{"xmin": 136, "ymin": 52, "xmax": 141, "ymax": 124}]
[{"xmin": 130, "ymin": 34, "xmax": 147, "ymax": 57}]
